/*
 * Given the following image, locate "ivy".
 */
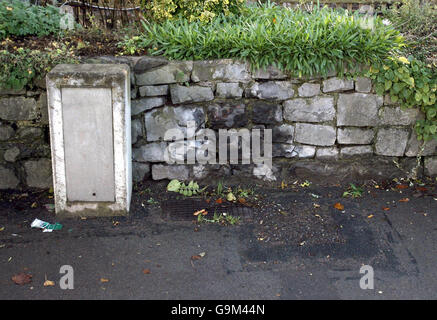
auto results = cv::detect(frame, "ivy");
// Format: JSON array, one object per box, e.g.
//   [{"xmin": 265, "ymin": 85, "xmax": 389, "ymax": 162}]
[{"xmin": 365, "ymin": 56, "xmax": 437, "ymax": 141}]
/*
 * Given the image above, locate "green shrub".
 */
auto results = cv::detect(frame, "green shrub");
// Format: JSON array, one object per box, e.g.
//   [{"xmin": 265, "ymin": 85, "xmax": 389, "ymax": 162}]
[
  {"xmin": 366, "ymin": 56, "xmax": 437, "ymax": 141},
  {"xmin": 382, "ymin": 0, "xmax": 437, "ymax": 62},
  {"xmin": 0, "ymin": 47, "xmax": 78, "ymax": 90},
  {"xmin": 0, "ymin": 0, "xmax": 68, "ymax": 40},
  {"xmin": 143, "ymin": 0, "xmax": 246, "ymax": 22},
  {"xmin": 122, "ymin": 3, "xmax": 403, "ymax": 77}
]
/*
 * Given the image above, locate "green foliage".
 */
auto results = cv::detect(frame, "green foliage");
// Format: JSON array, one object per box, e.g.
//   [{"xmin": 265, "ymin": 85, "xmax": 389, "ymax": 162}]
[
  {"xmin": 197, "ymin": 211, "xmax": 241, "ymax": 225},
  {"xmin": 366, "ymin": 56, "xmax": 437, "ymax": 141},
  {"xmin": 0, "ymin": 0, "xmax": 69, "ymax": 40},
  {"xmin": 143, "ymin": 0, "xmax": 245, "ymax": 22},
  {"xmin": 0, "ymin": 47, "xmax": 78, "ymax": 90},
  {"xmin": 166, "ymin": 179, "xmax": 206, "ymax": 196},
  {"xmin": 122, "ymin": 2, "xmax": 403, "ymax": 77},
  {"xmin": 343, "ymin": 183, "xmax": 364, "ymax": 198},
  {"xmin": 382, "ymin": 0, "xmax": 437, "ymax": 63}
]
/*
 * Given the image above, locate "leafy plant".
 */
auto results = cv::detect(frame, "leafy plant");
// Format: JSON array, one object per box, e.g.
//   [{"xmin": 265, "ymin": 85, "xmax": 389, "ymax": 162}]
[
  {"xmin": 166, "ymin": 179, "xmax": 206, "ymax": 196},
  {"xmin": 121, "ymin": 2, "xmax": 403, "ymax": 77},
  {"xmin": 366, "ymin": 56, "xmax": 437, "ymax": 141},
  {"xmin": 0, "ymin": 0, "xmax": 73, "ymax": 40},
  {"xmin": 0, "ymin": 47, "xmax": 78, "ymax": 90},
  {"xmin": 343, "ymin": 183, "xmax": 364, "ymax": 198},
  {"xmin": 382, "ymin": 0, "xmax": 437, "ymax": 63},
  {"xmin": 197, "ymin": 211, "xmax": 241, "ymax": 225},
  {"xmin": 143, "ymin": 0, "xmax": 245, "ymax": 22}
]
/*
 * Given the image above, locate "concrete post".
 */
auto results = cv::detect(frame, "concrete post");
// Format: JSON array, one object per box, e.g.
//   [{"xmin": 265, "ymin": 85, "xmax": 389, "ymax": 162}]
[{"xmin": 46, "ymin": 64, "xmax": 132, "ymax": 216}]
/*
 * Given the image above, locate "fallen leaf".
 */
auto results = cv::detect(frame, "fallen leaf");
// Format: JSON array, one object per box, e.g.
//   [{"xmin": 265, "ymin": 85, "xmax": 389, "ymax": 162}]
[
  {"xmin": 396, "ymin": 184, "xmax": 408, "ymax": 189},
  {"xmin": 100, "ymin": 278, "xmax": 109, "ymax": 283},
  {"xmin": 215, "ymin": 198, "xmax": 223, "ymax": 204},
  {"xmin": 238, "ymin": 198, "xmax": 246, "ymax": 204},
  {"xmin": 199, "ymin": 252, "xmax": 206, "ymax": 258},
  {"xmin": 399, "ymin": 198, "xmax": 410, "ymax": 202},
  {"xmin": 382, "ymin": 207, "xmax": 390, "ymax": 211},
  {"xmin": 191, "ymin": 255, "xmax": 201, "ymax": 261},
  {"xmin": 416, "ymin": 187, "xmax": 428, "ymax": 192},
  {"xmin": 142, "ymin": 269, "xmax": 151, "ymax": 274},
  {"xmin": 334, "ymin": 202, "xmax": 344, "ymax": 210},
  {"xmin": 43, "ymin": 280, "xmax": 55, "ymax": 287},
  {"xmin": 0, "ymin": 227, "xmax": 4, "ymax": 232},
  {"xmin": 193, "ymin": 209, "xmax": 207, "ymax": 216},
  {"xmin": 31, "ymin": 202, "xmax": 37, "ymax": 208},
  {"xmin": 12, "ymin": 273, "xmax": 32, "ymax": 285},
  {"xmin": 367, "ymin": 214, "xmax": 374, "ymax": 219}
]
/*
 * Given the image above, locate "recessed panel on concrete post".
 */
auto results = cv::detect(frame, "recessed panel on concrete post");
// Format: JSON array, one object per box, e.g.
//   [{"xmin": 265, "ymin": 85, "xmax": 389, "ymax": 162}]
[{"xmin": 47, "ymin": 64, "xmax": 132, "ymax": 216}]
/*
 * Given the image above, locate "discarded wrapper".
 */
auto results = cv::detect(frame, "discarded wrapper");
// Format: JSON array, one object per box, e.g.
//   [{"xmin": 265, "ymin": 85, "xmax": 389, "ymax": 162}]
[{"xmin": 31, "ymin": 218, "xmax": 63, "ymax": 233}]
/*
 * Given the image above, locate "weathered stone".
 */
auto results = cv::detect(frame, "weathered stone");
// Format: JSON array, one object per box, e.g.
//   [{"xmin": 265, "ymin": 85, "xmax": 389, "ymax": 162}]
[
  {"xmin": 170, "ymin": 85, "xmax": 214, "ymax": 104},
  {"xmin": 139, "ymin": 85, "xmax": 169, "ymax": 97},
  {"xmin": 132, "ymin": 162, "xmax": 150, "ymax": 182},
  {"xmin": 17, "ymin": 127, "xmax": 43, "ymax": 141},
  {"xmin": 322, "ymin": 77, "xmax": 354, "ymax": 93},
  {"xmin": 0, "ymin": 165, "xmax": 19, "ymax": 189},
  {"xmin": 24, "ymin": 159, "xmax": 52, "ymax": 188},
  {"xmin": 294, "ymin": 123, "xmax": 336, "ymax": 146},
  {"xmin": 152, "ymin": 164, "xmax": 189, "ymax": 180},
  {"xmin": 283, "ymin": 97, "xmax": 335, "ymax": 123},
  {"xmin": 0, "ymin": 123, "xmax": 14, "ymax": 141},
  {"xmin": 131, "ymin": 97, "xmax": 166, "ymax": 115},
  {"xmin": 375, "ymin": 128, "xmax": 409, "ymax": 156},
  {"xmin": 192, "ymin": 60, "xmax": 250, "ymax": 82},
  {"xmin": 135, "ymin": 61, "xmax": 192, "ymax": 85},
  {"xmin": 246, "ymin": 81, "xmax": 294, "ymax": 100},
  {"xmin": 273, "ymin": 143, "xmax": 295, "ymax": 158},
  {"xmin": 207, "ymin": 102, "xmax": 247, "ymax": 129},
  {"xmin": 131, "ymin": 87, "xmax": 138, "ymax": 100},
  {"xmin": 405, "ymin": 131, "xmax": 437, "ymax": 157},
  {"xmin": 253, "ymin": 65, "xmax": 287, "ymax": 80},
  {"xmin": 133, "ymin": 142, "xmax": 167, "ymax": 162},
  {"xmin": 340, "ymin": 146, "xmax": 373, "ymax": 158},
  {"xmin": 145, "ymin": 106, "xmax": 205, "ymax": 141},
  {"xmin": 425, "ymin": 157, "xmax": 437, "ymax": 176},
  {"xmin": 298, "ymin": 83, "xmax": 321, "ymax": 97},
  {"xmin": 133, "ymin": 56, "xmax": 168, "ymax": 73},
  {"xmin": 0, "ymin": 88, "xmax": 26, "ymax": 95},
  {"xmin": 0, "ymin": 97, "xmax": 38, "ymax": 120},
  {"xmin": 316, "ymin": 147, "xmax": 339, "ymax": 160},
  {"xmin": 355, "ymin": 77, "xmax": 372, "ymax": 93},
  {"xmin": 216, "ymin": 83, "xmax": 243, "ymax": 99},
  {"xmin": 131, "ymin": 119, "xmax": 143, "ymax": 144},
  {"xmin": 337, "ymin": 127, "xmax": 375, "ymax": 145},
  {"xmin": 337, "ymin": 93, "xmax": 382, "ymax": 126},
  {"xmin": 253, "ymin": 164, "xmax": 277, "ymax": 181},
  {"xmin": 272, "ymin": 124, "xmax": 294, "ymax": 143},
  {"xmin": 4, "ymin": 146, "xmax": 20, "ymax": 162},
  {"xmin": 292, "ymin": 145, "xmax": 316, "ymax": 158},
  {"xmin": 379, "ymin": 106, "xmax": 420, "ymax": 126},
  {"xmin": 252, "ymin": 101, "xmax": 282, "ymax": 124},
  {"xmin": 37, "ymin": 92, "xmax": 49, "ymax": 124}
]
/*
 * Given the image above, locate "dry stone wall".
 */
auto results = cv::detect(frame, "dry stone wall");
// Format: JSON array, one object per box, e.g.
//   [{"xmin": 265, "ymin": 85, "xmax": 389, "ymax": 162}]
[{"xmin": 1, "ymin": 56, "xmax": 437, "ymax": 189}]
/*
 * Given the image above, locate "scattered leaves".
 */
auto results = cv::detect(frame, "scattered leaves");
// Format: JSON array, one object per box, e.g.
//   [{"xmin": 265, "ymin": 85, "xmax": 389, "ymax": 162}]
[
  {"xmin": 193, "ymin": 209, "xmax": 207, "ymax": 216},
  {"xmin": 333, "ymin": 202, "xmax": 344, "ymax": 210},
  {"xmin": 12, "ymin": 273, "xmax": 32, "ymax": 285},
  {"xmin": 43, "ymin": 279, "xmax": 55, "ymax": 287}
]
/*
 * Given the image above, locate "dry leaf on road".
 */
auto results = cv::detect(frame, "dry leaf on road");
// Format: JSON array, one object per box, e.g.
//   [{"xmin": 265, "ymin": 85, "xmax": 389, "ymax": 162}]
[
  {"xmin": 12, "ymin": 273, "xmax": 32, "ymax": 285},
  {"xmin": 334, "ymin": 203, "xmax": 344, "ymax": 210}
]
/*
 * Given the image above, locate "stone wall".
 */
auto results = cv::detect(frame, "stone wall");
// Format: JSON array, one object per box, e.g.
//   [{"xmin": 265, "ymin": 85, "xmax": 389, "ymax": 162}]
[{"xmin": 1, "ymin": 56, "xmax": 437, "ymax": 189}]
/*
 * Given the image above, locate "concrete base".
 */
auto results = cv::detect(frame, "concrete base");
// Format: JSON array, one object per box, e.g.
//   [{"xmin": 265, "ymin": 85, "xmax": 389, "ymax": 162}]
[{"xmin": 46, "ymin": 64, "xmax": 132, "ymax": 216}]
